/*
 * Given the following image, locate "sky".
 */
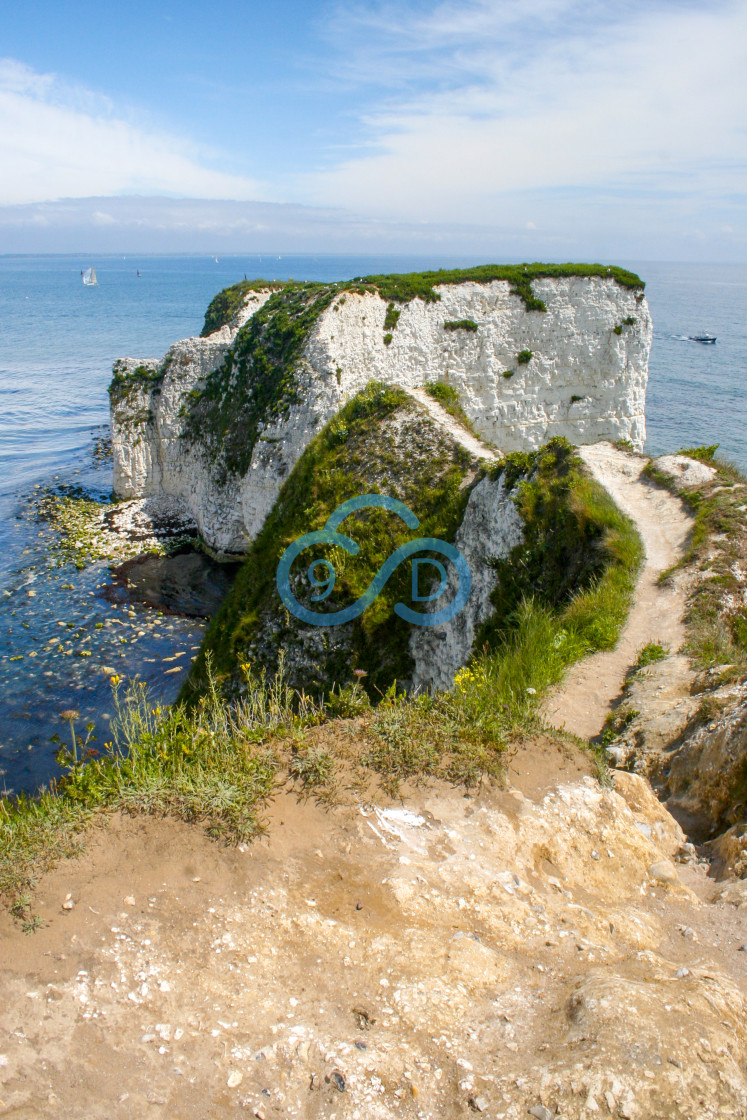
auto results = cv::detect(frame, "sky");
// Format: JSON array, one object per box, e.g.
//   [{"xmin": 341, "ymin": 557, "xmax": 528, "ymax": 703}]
[{"xmin": 0, "ymin": 0, "xmax": 745, "ymax": 258}]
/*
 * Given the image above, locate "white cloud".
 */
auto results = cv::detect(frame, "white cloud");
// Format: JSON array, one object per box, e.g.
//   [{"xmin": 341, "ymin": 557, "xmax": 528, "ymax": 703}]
[
  {"xmin": 309, "ymin": 0, "xmax": 747, "ymax": 223},
  {"xmin": 0, "ymin": 59, "xmax": 266, "ymax": 205}
]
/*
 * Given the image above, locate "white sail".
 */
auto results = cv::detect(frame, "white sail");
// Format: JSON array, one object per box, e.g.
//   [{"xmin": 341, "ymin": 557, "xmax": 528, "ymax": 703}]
[{"xmin": 82, "ymin": 267, "xmax": 98, "ymax": 286}]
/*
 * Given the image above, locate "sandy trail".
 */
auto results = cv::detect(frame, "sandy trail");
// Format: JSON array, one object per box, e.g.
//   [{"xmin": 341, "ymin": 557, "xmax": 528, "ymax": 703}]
[
  {"xmin": 545, "ymin": 441, "xmax": 694, "ymax": 740},
  {"xmin": 406, "ymin": 387, "xmax": 499, "ymax": 461}
]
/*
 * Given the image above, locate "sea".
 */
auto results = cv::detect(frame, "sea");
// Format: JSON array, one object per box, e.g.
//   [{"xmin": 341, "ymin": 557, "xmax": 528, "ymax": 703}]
[{"xmin": 0, "ymin": 254, "xmax": 745, "ymax": 796}]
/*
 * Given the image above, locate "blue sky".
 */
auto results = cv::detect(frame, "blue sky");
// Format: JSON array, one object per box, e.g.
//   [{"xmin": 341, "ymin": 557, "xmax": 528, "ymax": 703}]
[{"xmin": 1, "ymin": 0, "xmax": 746, "ymax": 257}]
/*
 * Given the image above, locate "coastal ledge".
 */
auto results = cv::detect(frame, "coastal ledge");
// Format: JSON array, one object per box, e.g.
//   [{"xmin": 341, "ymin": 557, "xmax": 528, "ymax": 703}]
[{"xmin": 110, "ymin": 264, "xmax": 652, "ymax": 555}]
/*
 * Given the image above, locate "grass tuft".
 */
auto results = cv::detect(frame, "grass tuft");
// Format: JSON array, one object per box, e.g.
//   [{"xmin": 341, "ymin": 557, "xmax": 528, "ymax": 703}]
[
  {"xmin": 423, "ymin": 381, "xmax": 479, "ymax": 436},
  {"xmin": 634, "ymin": 642, "xmax": 669, "ymax": 669}
]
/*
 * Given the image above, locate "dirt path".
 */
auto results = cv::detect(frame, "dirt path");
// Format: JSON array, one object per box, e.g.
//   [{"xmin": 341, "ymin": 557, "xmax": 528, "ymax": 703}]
[
  {"xmin": 545, "ymin": 441, "xmax": 694, "ymax": 740},
  {"xmin": 406, "ymin": 387, "xmax": 499, "ymax": 461}
]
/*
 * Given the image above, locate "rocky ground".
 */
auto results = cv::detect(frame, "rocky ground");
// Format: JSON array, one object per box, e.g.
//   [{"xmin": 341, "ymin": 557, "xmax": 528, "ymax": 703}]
[{"xmin": 1, "ymin": 738, "xmax": 745, "ymax": 1120}]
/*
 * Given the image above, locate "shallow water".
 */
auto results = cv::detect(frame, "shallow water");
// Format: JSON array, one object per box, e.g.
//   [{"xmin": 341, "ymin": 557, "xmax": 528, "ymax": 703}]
[{"xmin": 0, "ymin": 254, "xmax": 745, "ymax": 795}]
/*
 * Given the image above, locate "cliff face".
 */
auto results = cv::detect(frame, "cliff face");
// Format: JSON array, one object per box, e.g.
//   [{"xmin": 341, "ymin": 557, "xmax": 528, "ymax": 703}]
[{"xmin": 111, "ymin": 271, "xmax": 651, "ymax": 556}]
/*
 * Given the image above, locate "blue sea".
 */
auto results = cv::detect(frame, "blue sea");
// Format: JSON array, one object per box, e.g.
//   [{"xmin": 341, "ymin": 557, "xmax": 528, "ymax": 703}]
[{"xmin": 0, "ymin": 254, "xmax": 745, "ymax": 795}]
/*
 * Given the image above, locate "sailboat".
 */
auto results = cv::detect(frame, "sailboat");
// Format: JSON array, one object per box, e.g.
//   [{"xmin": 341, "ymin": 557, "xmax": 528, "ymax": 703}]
[{"xmin": 82, "ymin": 267, "xmax": 98, "ymax": 287}]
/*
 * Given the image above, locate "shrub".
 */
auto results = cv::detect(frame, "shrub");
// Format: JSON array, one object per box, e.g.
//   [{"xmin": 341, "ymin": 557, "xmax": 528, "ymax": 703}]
[
  {"xmin": 384, "ymin": 303, "xmax": 401, "ymax": 331},
  {"xmin": 443, "ymin": 319, "xmax": 478, "ymax": 332},
  {"xmin": 288, "ymin": 746, "xmax": 335, "ymax": 788},
  {"xmin": 383, "ymin": 333, "xmax": 393, "ymax": 346},
  {"xmin": 517, "ymin": 350, "xmax": 533, "ymax": 365},
  {"xmin": 200, "ymin": 279, "xmax": 287, "ymax": 336},
  {"xmin": 502, "ymin": 370, "xmax": 515, "ymax": 379},
  {"xmin": 681, "ymin": 445, "xmax": 719, "ymax": 462}
]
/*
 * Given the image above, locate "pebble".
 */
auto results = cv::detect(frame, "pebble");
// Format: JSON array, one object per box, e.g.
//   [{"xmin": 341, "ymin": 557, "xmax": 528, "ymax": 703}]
[
  {"xmin": 61, "ymin": 894, "xmax": 74, "ymax": 911},
  {"xmin": 123, "ymin": 896, "xmax": 136, "ymax": 907},
  {"xmin": 470, "ymin": 1096, "xmax": 489, "ymax": 1112},
  {"xmin": 676, "ymin": 967, "xmax": 690, "ymax": 979},
  {"xmin": 738, "ymin": 944, "xmax": 747, "ymax": 952},
  {"xmin": 649, "ymin": 860, "xmax": 678, "ymax": 885},
  {"xmin": 529, "ymin": 1107, "xmax": 553, "ymax": 1120},
  {"xmin": 227, "ymin": 1071, "xmax": 243, "ymax": 1088},
  {"xmin": 327, "ymin": 1071, "xmax": 346, "ymax": 1092}
]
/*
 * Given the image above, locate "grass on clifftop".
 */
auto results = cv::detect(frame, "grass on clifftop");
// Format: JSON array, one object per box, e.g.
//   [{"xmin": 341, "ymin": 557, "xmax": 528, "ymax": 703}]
[
  {"xmin": 200, "ymin": 264, "xmax": 644, "ymax": 336},
  {"xmin": 201, "ymin": 279, "xmax": 288, "ymax": 337},
  {"xmin": 348, "ymin": 263, "xmax": 643, "ymax": 313}
]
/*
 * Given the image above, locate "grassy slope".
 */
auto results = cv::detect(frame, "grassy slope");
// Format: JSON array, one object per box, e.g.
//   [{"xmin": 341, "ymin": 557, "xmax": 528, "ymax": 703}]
[{"xmin": 185, "ymin": 383, "xmax": 476, "ymax": 700}]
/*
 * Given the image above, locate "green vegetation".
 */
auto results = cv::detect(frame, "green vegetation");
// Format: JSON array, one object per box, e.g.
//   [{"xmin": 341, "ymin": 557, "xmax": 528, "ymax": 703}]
[
  {"xmin": 502, "ymin": 370, "xmax": 515, "ymax": 379},
  {"xmin": 570, "ymin": 394, "xmax": 585, "ymax": 404},
  {"xmin": 348, "ymin": 262, "xmax": 644, "ymax": 312},
  {"xmin": 623, "ymin": 316, "xmax": 637, "ymax": 326},
  {"xmin": 613, "ymin": 325, "xmax": 623, "ymax": 336},
  {"xmin": 634, "ymin": 642, "xmax": 669, "ymax": 669},
  {"xmin": 33, "ymin": 486, "xmax": 114, "ymax": 570},
  {"xmin": 186, "ymin": 383, "xmax": 476, "ymax": 700},
  {"xmin": 444, "ymin": 319, "xmax": 478, "ymax": 332},
  {"xmin": 478, "ymin": 439, "xmax": 644, "ymax": 654},
  {"xmin": 383, "ymin": 333, "xmax": 393, "ymax": 346},
  {"xmin": 31, "ymin": 484, "xmax": 194, "ymax": 570},
  {"xmin": 424, "ymin": 381, "xmax": 478, "ymax": 435},
  {"xmin": 601, "ymin": 706, "xmax": 639, "ymax": 747},
  {"xmin": 643, "ymin": 449, "xmax": 747, "ymax": 678},
  {"xmin": 517, "ymin": 349, "xmax": 533, "ymax": 365},
  {"xmin": 109, "ymin": 359, "xmax": 163, "ymax": 407},
  {"xmin": 288, "ymin": 744, "xmax": 336, "ymax": 790},
  {"xmin": 0, "ymin": 659, "xmax": 314, "ymax": 906},
  {"xmin": 201, "ymin": 279, "xmax": 288, "ymax": 336},
  {"xmin": 184, "ymin": 282, "xmax": 338, "ymax": 482},
  {"xmin": 383, "ymin": 302, "xmax": 401, "ymax": 331},
  {"xmin": 192, "ymin": 433, "xmax": 642, "ymax": 716},
  {"xmin": 680, "ymin": 444, "xmax": 720, "ymax": 462}
]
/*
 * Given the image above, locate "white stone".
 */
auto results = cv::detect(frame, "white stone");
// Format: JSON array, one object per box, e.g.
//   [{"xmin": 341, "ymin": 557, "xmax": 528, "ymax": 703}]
[{"xmin": 410, "ymin": 472, "xmax": 524, "ymax": 691}]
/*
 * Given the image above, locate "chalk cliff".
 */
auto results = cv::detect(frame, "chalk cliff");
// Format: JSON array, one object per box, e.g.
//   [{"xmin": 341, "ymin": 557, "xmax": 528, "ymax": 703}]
[{"xmin": 111, "ymin": 268, "xmax": 651, "ymax": 556}]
